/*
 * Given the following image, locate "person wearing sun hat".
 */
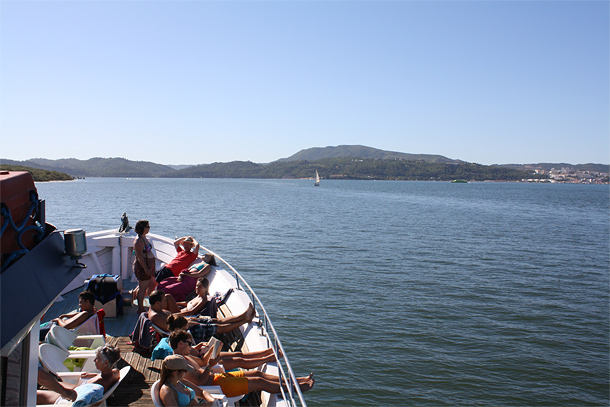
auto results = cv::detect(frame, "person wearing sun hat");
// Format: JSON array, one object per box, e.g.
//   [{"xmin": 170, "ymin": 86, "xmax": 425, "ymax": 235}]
[{"xmin": 159, "ymin": 355, "xmax": 219, "ymax": 406}]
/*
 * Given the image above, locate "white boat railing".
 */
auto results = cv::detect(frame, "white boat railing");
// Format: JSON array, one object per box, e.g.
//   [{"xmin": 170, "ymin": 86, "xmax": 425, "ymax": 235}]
[{"xmin": 200, "ymin": 246, "xmax": 308, "ymax": 407}]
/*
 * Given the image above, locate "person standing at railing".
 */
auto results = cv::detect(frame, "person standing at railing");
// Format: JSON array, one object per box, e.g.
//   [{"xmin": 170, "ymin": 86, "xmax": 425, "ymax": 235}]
[{"xmin": 133, "ymin": 220, "xmax": 157, "ymax": 313}]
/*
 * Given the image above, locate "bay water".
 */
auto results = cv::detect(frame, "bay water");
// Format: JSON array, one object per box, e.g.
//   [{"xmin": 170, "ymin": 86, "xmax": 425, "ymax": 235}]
[{"xmin": 36, "ymin": 179, "xmax": 609, "ymax": 406}]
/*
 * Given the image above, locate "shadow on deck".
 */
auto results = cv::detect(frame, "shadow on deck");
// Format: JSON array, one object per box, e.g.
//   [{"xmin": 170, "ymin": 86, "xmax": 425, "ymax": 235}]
[{"xmin": 105, "ymin": 336, "xmax": 160, "ymax": 406}]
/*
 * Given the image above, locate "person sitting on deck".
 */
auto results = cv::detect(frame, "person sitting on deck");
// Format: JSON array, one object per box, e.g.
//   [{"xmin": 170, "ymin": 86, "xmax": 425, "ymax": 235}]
[
  {"xmin": 37, "ymin": 345, "xmax": 121, "ymax": 406},
  {"xmin": 51, "ymin": 291, "xmax": 96, "ymax": 330},
  {"xmin": 155, "ymin": 236, "xmax": 200, "ymax": 284},
  {"xmin": 169, "ymin": 330, "xmax": 315, "ymax": 398},
  {"xmin": 147, "ymin": 289, "xmax": 255, "ymax": 342},
  {"xmin": 159, "ymin": 355, "xmax": 219, "ymax": 407},
  {"xmin": 157, "ymin": 254, "xmax": 215, "ymax": 302},
  {"xmin": 154, "ymin": 315, "xmax": 279, "ymax": 370}
]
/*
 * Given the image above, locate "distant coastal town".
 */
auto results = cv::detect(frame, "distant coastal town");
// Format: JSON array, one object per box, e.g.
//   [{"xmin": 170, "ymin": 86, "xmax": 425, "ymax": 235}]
[{"xmin": 523, "ymin": 167, "xmax": 609, "ymax": 184}]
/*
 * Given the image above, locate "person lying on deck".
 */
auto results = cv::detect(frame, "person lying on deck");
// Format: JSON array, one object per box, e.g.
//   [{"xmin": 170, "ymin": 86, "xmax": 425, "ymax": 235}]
[
  {"xmin": 51, "ymin": 291, "xmax": 96, "ymax": 330},
  {"xmin": 176, "ymin": 277, "xmax": 219, "ymax": 318},
  {"xmin": 157, "ymin": 254, "xmax": 215, "ymax": 302},
  {"xmin": 160, "ymin": 315, "xmax": 279, "ymax": 370},
  {"xmin": 169, "ymin": 330, "xmax": 315, "ymax": 398},
  {"xmin": 147, "ymin": 289, "xmax": 255, "ymax": 342},
  {"xmin": 37, "ymin": 345, "xmax": 121, "ymax": 406},
  {"xmin": 154, "ymin": 236, "xmax": 201, "ymax": 284},
  {"xmin": 159, "ymin": 355, "xmax": 219, "ymax": 407}
]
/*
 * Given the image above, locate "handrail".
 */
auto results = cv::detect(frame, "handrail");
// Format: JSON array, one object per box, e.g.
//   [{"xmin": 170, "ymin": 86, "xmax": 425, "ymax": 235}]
[{"xmin": 199, "ymin": 246, "xmax": 308, "ymax": 407}]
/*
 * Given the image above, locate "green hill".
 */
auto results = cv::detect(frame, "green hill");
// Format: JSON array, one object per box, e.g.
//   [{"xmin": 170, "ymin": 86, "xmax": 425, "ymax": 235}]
[
  {"xmin": 0, "ymin": 165, "xmax": 73, "ymax": 182},
  {"xmin": 165, "ymin": 157, "xmax": 543, "ymax": 181},
  {"xmin": 1, "ymin": 157, "xmax": 176, "ymax": 177},
  {"xmin": 277, "ymin": 145, "xmax": 459, "ymax": 163}
]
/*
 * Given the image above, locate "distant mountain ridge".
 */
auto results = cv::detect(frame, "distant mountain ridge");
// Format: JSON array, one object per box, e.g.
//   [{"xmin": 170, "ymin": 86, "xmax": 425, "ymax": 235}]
[
  {"xmin": 1, "ymin": 145, "xmax": 607, "ymax": 179},
  {"xmin": 0, "ymin": 157, "xmax": 176, "ymax": 178},
  {"xmin": 165, "ymin": 157, "xmax": 543, "ymax": 181},
  {"xmin": 277, "ymin": 145, "xmax": 460, "ymax": 163}
]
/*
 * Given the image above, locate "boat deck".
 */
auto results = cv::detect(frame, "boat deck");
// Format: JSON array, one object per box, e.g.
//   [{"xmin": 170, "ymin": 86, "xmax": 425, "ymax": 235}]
[
  {"xmin": 41, "ymin": 282, "xmax": 260, "ymax": 407},
  {"xmin": 105, "ymin": 335, "xmax": 160, "ymax": 406}
]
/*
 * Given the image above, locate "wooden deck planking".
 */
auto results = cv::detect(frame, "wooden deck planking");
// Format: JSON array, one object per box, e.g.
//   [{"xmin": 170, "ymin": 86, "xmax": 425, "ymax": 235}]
[
  {"xmin": 44, "ymin": 285, "xmax": 263, "ymax": 406},
  {"xmin": 105, "ymin": 335, "xmax": 159, "ymax": 406}
]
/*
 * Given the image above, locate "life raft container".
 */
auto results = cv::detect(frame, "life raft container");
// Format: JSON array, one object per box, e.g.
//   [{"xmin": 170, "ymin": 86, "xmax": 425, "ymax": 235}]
[{"xmin": 0, "ymin": 171, "xmax": 45, "ymax": 270}]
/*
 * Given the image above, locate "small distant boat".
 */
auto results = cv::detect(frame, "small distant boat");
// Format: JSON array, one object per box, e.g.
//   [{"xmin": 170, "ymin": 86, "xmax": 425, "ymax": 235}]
[
  {"xmin": 314, "ymin": 170, "xmax": 320, "ymax": 186},
  {"xmin": 451, "ymin": 179, "xmax": 468, "ymax": 183}
]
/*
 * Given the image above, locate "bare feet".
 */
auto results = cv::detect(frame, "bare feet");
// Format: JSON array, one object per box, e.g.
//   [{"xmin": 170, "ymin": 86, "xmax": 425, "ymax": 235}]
[
  {"xmin": 246, "ymin": 304, "xmax": 256, "ymax": 322},
  {"xmin": 298, "ymin": 374, "xmax": 315, "ymax": 392},
  {"xmin": 130, "ymin": 288, "xmax": 137, "ymax": 304}
]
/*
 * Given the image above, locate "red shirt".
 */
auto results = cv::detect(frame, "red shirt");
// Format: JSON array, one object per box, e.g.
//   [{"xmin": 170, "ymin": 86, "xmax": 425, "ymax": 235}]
[{"xmin": 166, "ymin": 247, "xmax": 198, "ymax": 276}]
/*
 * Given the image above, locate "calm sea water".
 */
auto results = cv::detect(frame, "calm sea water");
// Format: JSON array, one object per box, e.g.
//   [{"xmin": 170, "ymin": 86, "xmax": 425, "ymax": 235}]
[{"xmin": 37, "ymin": 178, "xmax": 609, "ymax": 406}]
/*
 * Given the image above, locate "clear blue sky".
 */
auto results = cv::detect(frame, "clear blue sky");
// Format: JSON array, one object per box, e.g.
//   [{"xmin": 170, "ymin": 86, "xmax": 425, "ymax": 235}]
[{"xmin": 1, "ymin": 1, "xmax": 608, "ymax": 165}]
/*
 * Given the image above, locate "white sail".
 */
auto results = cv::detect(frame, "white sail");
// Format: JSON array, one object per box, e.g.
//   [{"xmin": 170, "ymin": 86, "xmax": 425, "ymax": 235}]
[{"xmin": 314, "ymin": 170, "xmax": 320, "ymax": 186}]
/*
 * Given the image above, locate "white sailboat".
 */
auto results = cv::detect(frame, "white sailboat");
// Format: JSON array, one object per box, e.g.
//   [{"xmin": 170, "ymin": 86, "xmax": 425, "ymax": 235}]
[{"xmin": 314, "ymin": 171, "xmax": 320, "ymax": 186}]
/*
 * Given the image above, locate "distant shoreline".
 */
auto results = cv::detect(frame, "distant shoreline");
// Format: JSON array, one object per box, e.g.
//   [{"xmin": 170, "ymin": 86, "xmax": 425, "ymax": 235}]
[
  {"xmin": 2, "ymin": 153, "xmax": 608, "ymax": 184},
  {"xmin": 40, "ymin": 176, "xmax": 608, "ymax": 185}
]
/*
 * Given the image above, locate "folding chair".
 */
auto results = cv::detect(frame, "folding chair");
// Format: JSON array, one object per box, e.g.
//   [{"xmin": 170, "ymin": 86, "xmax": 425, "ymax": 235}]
[
  {"xmin": 38, "ymin": 343, "xmax": 97, "ymax": 378},
  {"xmin": 46, "ymin": 325, "xmax": 105, "ymax": 354},
  {"xmin": 37, "ymin": 366, "xmax": 130, "ymax": 407}
]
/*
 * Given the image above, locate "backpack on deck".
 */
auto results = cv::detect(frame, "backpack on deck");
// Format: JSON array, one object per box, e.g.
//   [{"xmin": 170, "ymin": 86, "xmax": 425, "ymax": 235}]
[
  {"xmin": 85, "ymin": 274, "xmax": 123, "ymax": 317},
  {"xmin": 130, "ymin": 313, "xmax": 156, "ymax": 354}
]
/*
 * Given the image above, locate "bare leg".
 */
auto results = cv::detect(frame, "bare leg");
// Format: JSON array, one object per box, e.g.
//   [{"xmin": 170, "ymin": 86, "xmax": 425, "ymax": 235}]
[
  {"xmin": 137, "ymin": 279, "xmax": 151, "ymax": 313},
  {"xmin": 220, "ymin": 352, "xmax": 277, "ymax": 370},
  {"xmin": 37, "ymin": 369, "xmax": 77, "ymax": 401},
  {"xmin": 220, "ymin": 347, "xmax": 275, "ymax": 360},
  {"xmin": 244, "ymin": 373, "xmax": 314, "ymax": 394},
  {"xmin": 215, "ymin": 321, "xmax": 248, "ymax": 334},
  {"xmin": 215, "ymin": 304, "xmax": 255, "ymax": 325},
  {"xmin": 164, "ymin": 293, "xmax": 180, "ymax": 313},
  {"xmin": 147, "ymin": 279, "xmax": 158, "ymax": 295},
  {"xmin": 244, "ymin": 370, "xmax": 314, "ymax": 384},
  {"xmin": 131, "ymin": 287, "xmax": 139, "ymax": 304},
  {"xmin": 37, "ymin": 390, "xmax": 62, "ymax": 405}
]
